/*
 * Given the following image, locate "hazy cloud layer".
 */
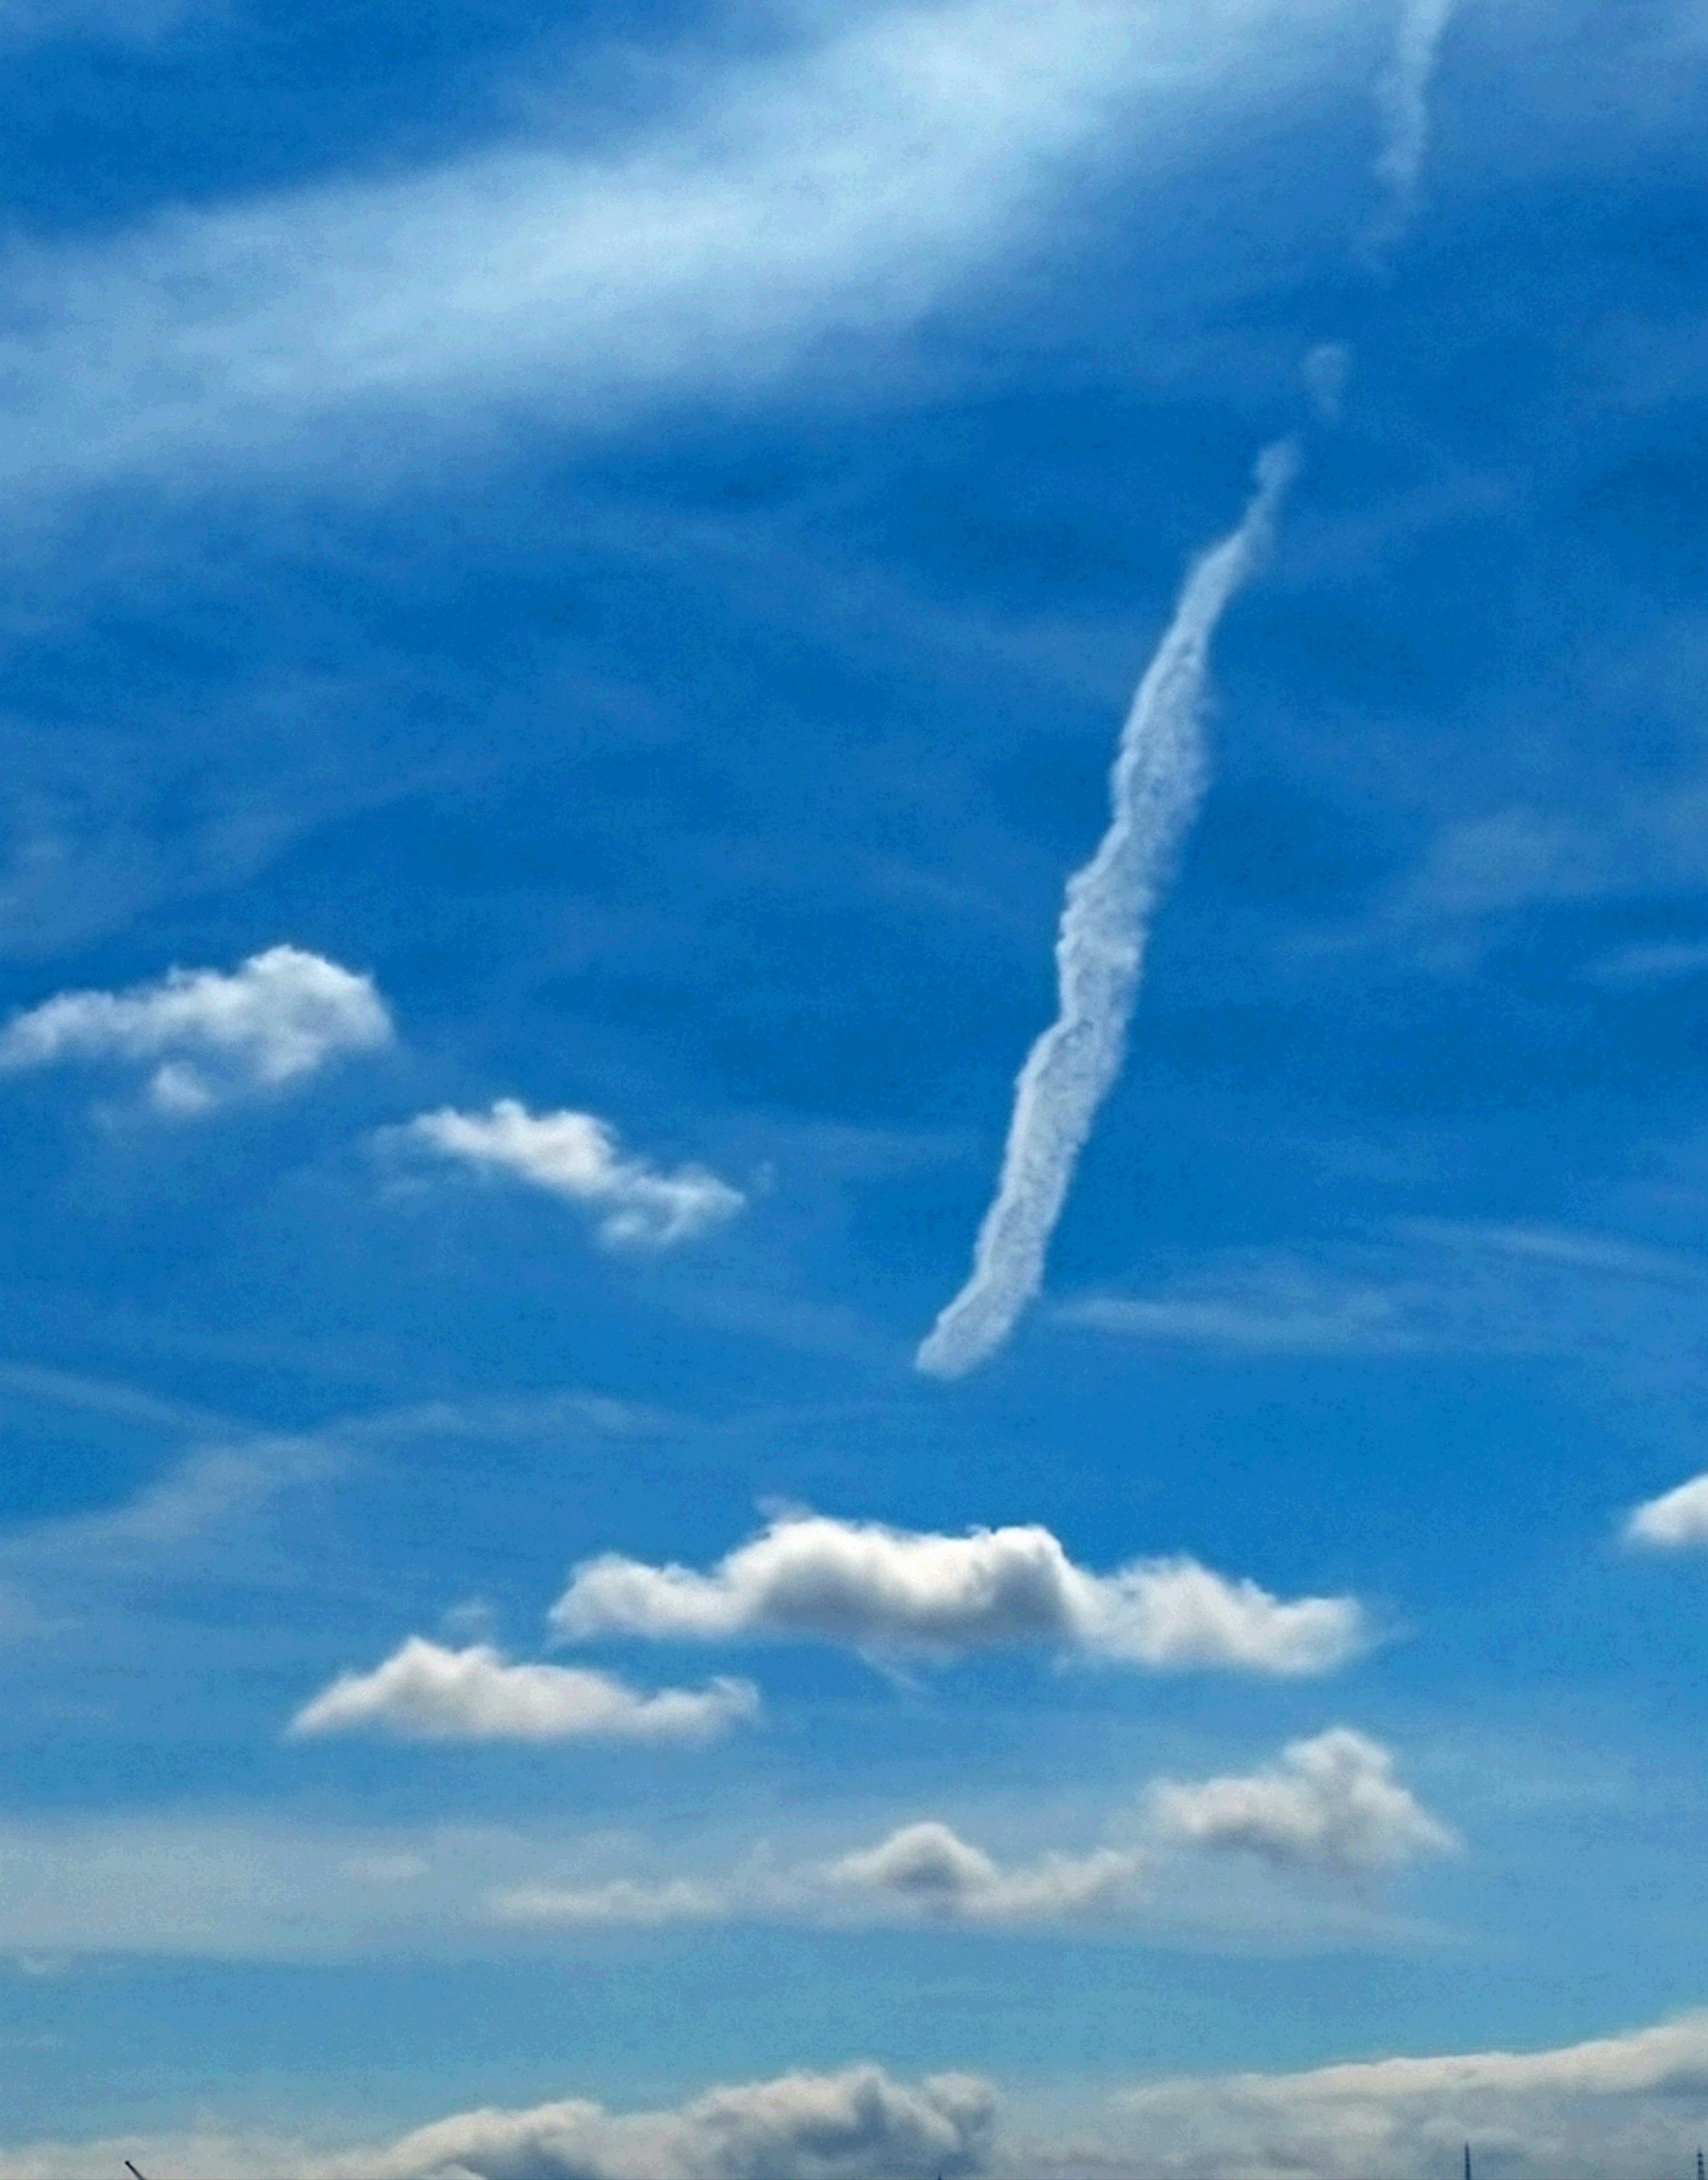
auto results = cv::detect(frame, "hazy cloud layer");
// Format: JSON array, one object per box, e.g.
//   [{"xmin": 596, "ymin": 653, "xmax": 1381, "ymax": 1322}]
[
  {"xmin": 551, "ymin": 1513, "xmax": 1367, "ymax": 1674},
  {"xmin": 1365, "ymin": 0, "xmax": 1458, "ymax": 258},
  {"xmin": 916, "ymin": 442, "xmax": 1297, "ymax": 1377},
  {"xmin": 402, "ymin": 1100, "xmax": 744, "ymax": 1246},
  {"xmin": 1108, "ymin": 2014, "xmax": 1708, "ymax": 2180},
  {"xmin": 0, "ymin": 0, "xmax": 1365, "ymax": 494},
  {"xmin": 1149, "ymin": 1728, "xmax": 1458, "ymax": 1879},
  {"xmin": 0, "ymin": 944, "xmax": 391, "ymax": 1112},
  {"xmin": 290, "ymin": 1638, "xmax": 758, "ymax": 1744}
]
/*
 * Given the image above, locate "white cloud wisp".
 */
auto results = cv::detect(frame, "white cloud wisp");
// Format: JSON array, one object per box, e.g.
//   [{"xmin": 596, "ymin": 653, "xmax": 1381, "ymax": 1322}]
[
  {"xmin": 403, "ymin": 1099, "xmax": 743, "ymax": 1246},
  {"xmin": 1625, "ymin": 1471, "xmax": 1708, "ymax": 1547},
  {"xmin": 1149, "ymin": 1727, "xmax": 1459, "ymax": 1880},
  {"xmin": 551, "ymin": 1512, "xmax": 1367, "ymax": 1675},
  {"xmin": 0, "ymin": 943, "xmax": 391, "ymax": 1112},
  {"xmin": 915, "ymin": 442, "xmax": 1298, "ymax": 1378},
  {"xmin": 1366, "ymin": 0, "xmax": 1458, "ymax": 258},
  {"xmin": 289, "ymin": 1638, "xmax": 758, "ymax": 1745}
]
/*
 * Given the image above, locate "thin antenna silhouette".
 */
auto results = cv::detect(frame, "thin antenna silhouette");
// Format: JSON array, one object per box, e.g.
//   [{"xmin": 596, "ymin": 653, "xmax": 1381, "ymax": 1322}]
[
  {"xmin": 1696, "ymin": 2150, "xmax": 1703, "ymax": 2180},
  {"xmin": 1463, "ymin": 2144, "xmax": 1472, "ymax": 2180},
  {"xmin": 124, "ymin": 2163, "xmax": 149, "ymax": 2180}
]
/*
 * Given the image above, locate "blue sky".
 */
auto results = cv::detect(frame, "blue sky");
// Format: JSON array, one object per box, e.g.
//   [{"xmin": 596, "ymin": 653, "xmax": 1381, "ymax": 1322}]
[{"xmin": 6, "ymin": 0, "xmax": 1708, "ymax": 2174}]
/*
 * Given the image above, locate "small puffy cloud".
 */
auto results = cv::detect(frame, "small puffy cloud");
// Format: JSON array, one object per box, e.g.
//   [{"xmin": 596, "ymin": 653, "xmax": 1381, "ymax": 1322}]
[
  {"xmin": 552, "ymin": 1513, "xmax": 1366, "ymax": 1675},
  {"xmin": 288, "ymin": 1637, "xmax": 758, "ymax": 1745},
  {"xmin": 0, "ymin": 944, "xmax": 391, "ymax": 1112},
  {"xmin": 1625, "ymin": 1471, "xmax": 1708, "ymax": 1547},
  {"xmin": 490, "ymin": 1878, "xmax": 728, "ymax": 1927},
  {"xmin": 354, "ymin": 2065, "xmax": 995, "ymax": 2180},
  {"xmin": 1112, "ymin": 2013, "xmax": 1708, "ymax": 2180},
  {"xmin": 1149, "ymin": 1728, "xmax": 1458, "ymax": 1880},
  {"xmin": 401, "ymin": 1099, "xmax": 743, "ymax": 1246},
  {"xmin": 829, "ymin": 1822, "xmax": 1140, "ymax": 1923}
]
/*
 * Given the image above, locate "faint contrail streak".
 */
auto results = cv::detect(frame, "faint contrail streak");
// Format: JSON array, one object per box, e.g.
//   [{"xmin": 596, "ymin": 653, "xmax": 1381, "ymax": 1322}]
[
  {"xmin": 1366, "ymin": 0, "xmax": 1458, "ymax": 259},
  {"xmin": 915, "ymin": 441, "xmax": 1299, "ymax": 1381}
]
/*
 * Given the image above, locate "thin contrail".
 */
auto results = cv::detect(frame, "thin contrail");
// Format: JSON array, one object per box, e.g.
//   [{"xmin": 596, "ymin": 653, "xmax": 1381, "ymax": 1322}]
[
  {"xmin": 1366, "ymin": 0, "xmax": 1458, "ymax": 260},
  {"xmin": 915, "ymin": 441, "xmax": 1299, "ymax": 1381}
]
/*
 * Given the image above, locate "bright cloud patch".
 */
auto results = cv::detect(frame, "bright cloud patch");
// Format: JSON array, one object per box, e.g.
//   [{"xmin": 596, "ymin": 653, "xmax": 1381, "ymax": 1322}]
[
  {"xmin": 403, "ymin": 1099, "xmax": 743, "ymax": 1246},
  {"xmin": 551, "ymin": 1513, "xmax": 1367, "ymax": 1674},
  {"xmin": 1149, "ymin": 1728, "xmax": 1458, "ymax": 1878},
  {"xmin": 0, "ymin": 944, "xmax": 391, "ymax": 1112},
  {"xmin": 1112, "ymin": 2013, "xmax": 1708, "ymax": 2180},
  {"xmin": 1625, "ymin": 1472, "xmax": 1708, "ymax": 1547},
  {"xmin": 491, "ymin": 1878, "xmax": 728, "ymax": 1926},
  {"xmin": 829, "ymin": 1821, "xmax": 1141, "ymax": 1922},
  {"xmin": 288, "ymin": 1638, "xmax": 758, "ymax": 1744}
]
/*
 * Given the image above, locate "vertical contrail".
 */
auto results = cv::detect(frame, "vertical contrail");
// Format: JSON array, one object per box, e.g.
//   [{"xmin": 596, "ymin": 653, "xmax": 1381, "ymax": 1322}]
[
  {"xmin": 1366, "ymin": 0, "xmax": 1458, "ymax": 259},
  {"xmin": 915, "ymin": 440, "xmax": 1298, "ymax": 1380}
]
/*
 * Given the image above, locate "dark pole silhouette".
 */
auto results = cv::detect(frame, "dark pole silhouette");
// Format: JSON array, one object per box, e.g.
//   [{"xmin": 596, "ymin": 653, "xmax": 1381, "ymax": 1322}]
[
  {"xmin": 1463, "ymin": 2143, "xmax": 1472, "ymax": 2180},
  {"xmin": 124, "ymin": 2164, "xmax": 149, "ymax": 2180}
]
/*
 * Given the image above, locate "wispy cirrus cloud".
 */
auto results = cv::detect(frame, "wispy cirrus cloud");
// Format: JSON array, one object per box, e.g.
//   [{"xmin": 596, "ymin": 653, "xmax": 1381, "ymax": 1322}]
[
  {"xmin": 0, "ymin": 0, "xmax": 1367, "ymax": 496},
  {"xmin": 288, "ymin": 1636, "xmax": 758, "ymax": 1745},
  {"xmin": 1624, "ymin": 1472, "xmax": 1708, "ymax": 1548},
  {"xmin": 0, "ymin": 944, "xmax": 391, "ymax": 1113},
  {"xmin": 397, "ymin": 1099, "xmax": 744, "ymax": 1247},
  {"xmin": 916, "ymin": 442, "xmax": 1297, "ymax": 1378},
  {"xmin": 550, "ymin": 1511, "xmax": 1368, "ymax": 1675}
]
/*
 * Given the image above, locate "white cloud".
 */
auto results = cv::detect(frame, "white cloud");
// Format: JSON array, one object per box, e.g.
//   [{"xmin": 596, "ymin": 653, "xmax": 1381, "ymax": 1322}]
[
  {"xmin": 829, "ymin": 1821, "xmax": 1141, "ymax": 1923},
  {"xmin": 550, "ymin": 1512, "xmax": 1367, "ymax": 1675},
  {"xmin": 402, "ymin": 1100, "xmax": 743, "ymax": 1247},
  {"xmin": 1625, "ymin": 1471, "xmax": 1708, "ymax": 1547},
  {"xmin": 0, "ymin": 0, "xmax": 1368, "ymax": 493},
  {"xmin": 1149, "ymin": 1728, "xmax": 1458, "ymax": 1880},
  {"xmin": 1109, "ymin": 2012, "xmax": 1708, "ymax": 2180},
  {"xmin": 352, "ymin": 2066, "xmax": 995, "ymax": 2180},
  {"xmin": 288, "ymin": 1637, "xmax": 759, "ymax": 1744},
  {"xmin": 0, "ymin": 2066, "xmax": 995, "ymax": 2180},
  {"xmin": 490, "ymin": 1878, "xmax": 729, "ymax": 1927},
  {"xmin": 0, "ymin": 944, "xmax": 391, "ymax": 1112}
]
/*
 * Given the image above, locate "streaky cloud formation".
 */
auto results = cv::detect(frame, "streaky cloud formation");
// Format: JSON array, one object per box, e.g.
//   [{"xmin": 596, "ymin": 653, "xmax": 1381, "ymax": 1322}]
[
  {"xmin": 550, "ymin": 1511, "xmax": 1367, "ymax": 1675},
  {"xmin": 491, "ymin": 1878, "xmax": 729, "ymax": 1927},
  {"xmin": 915, "ymin": 441, "xmax": 1298, "ymax": 1378},
  {"xmin": 1364, "ymin": 0, "xmax": 1458, "ymax": 259},
  {"xmin": 1625, "ymin": 1471, "xmax": 1708, "ymax": 1547},
  {"xmin": 288, "ymin": 1637, "xmax": 758, "ymax": 1744},
  {"xmin": 1149, "ymin": 1727, "xmax": 1458, "ymax": 1879},
  {"xmin": 829, "ymin": 1821, "xmax": 1142, "ymax": 1922},
  {"xmin": 1111, "ymin": 2014, "xmax": 1708, "ymax": 2180},
  {"xmin": 402, "ymin": 1099, "xmax": 744, "ymax": 1247},
  {"xmin": 0, "ymin": 943, "xmax": 391, "ymax": 1112}
]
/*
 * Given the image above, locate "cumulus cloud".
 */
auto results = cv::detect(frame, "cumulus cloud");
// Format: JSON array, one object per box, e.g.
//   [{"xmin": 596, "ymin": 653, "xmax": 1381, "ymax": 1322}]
[
  {"xmin": 829, "ymin": 1822, "xmax": 1141, "ymax": 1922},
  {"xmin": 915, "ymin": 441, "xmax": 1297, "ymax": 1378},
  {"xmin": 550, "ymin": 1513, "xmax": 1367, "ymax": 1675},
  {"xmin": 1149, "ymin": 1728, "xmax": 1458, "ymax": 1880},
  {"xmin": 0, "ymin": 2066, "xmax": 995, "ymax": 2180},
  {"xmin": 351, "ymin": 2066, "xmax": 995, "ymax": 2180},
  {"xmin": 288, "ymin": 1637, "xmax": 758, "ymax": 1744},
  {"xmin": 401, "ymin": 1100, "xmax": 743, "ymax": 1247},
  {"xmin": 1625, "ymin": 1471, "xmax": 1708, "ymax": 1547},
  {"xmin": 0, "ymin": 944, "xmax": 391, "ymax": 1112},
  {"xmin": 1110, "ymin": 2013, "xmax": 1708, "ymax": 2180}
]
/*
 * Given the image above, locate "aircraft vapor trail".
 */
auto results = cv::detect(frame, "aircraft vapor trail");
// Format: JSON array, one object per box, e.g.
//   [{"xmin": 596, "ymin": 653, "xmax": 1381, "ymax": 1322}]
[
  {"xmin": 915, "ymin": 440, "xmax": 1299, "ymax": 1381},
  {"xmin": 1367, "ymin": 0, "xmax": 1459, "ymax": 258}
]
